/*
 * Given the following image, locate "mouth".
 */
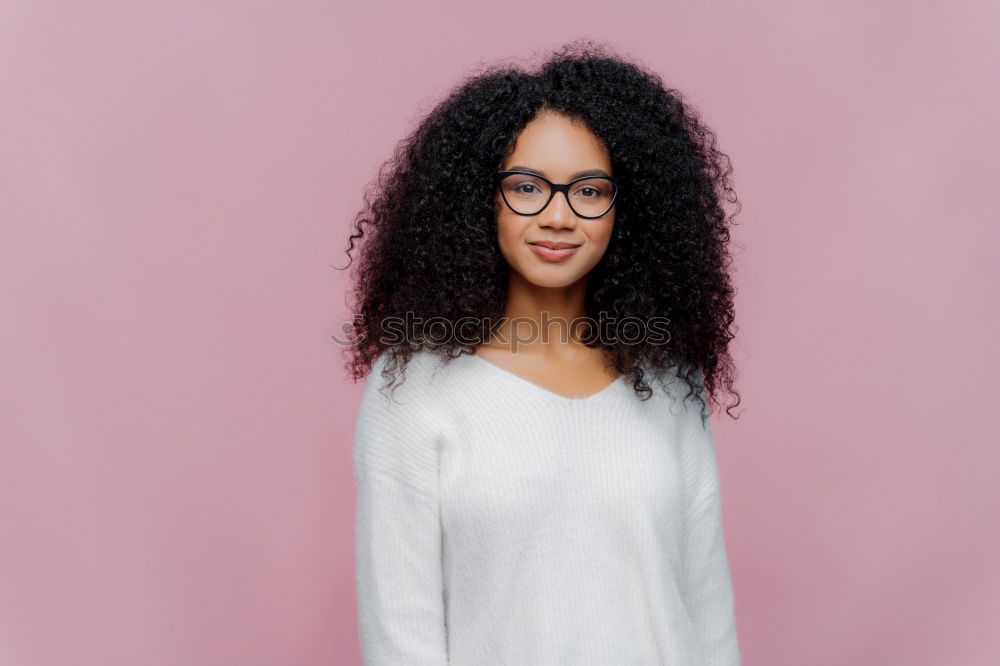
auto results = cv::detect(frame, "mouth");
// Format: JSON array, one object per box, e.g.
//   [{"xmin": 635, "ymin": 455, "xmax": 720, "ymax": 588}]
[{"xmin": 527, "ymin": 241, "xmax": 581, "ymax": 262}]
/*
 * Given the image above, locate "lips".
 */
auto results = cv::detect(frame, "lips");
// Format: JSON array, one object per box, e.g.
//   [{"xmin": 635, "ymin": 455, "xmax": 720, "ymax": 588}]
[
  {"xmin": 528, "ymin": 241, "xmax": 581, "ymax": 250},
  {"xmin": 527, "ymin": 241, "xmax": 580, "ymax": 262}
]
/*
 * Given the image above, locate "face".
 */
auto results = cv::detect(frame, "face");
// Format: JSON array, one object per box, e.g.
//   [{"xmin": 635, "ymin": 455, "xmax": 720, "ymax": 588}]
[{"xmin": 495, "ymin": 109, "xmax": 616, "ymax": 289}]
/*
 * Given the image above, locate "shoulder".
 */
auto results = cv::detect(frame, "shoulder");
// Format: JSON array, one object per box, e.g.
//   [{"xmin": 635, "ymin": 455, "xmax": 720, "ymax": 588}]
[
  {"xmin": 655, "ymin": 367, "xmax": 717, "ymax": 485},
  {"xmin": 641, "ymin": 362, "xmax": 705, "ymax": 414},
  {"xmin": 363, "ymin": 348, "xmax": 445, "ymax": 400},
  {"xmin": 354, "ymin": 350, "xmax": 448, "ymax": 488},
  {"xmin": 357, "ymin": 349, "xmax": 450, "ymax": 430}
]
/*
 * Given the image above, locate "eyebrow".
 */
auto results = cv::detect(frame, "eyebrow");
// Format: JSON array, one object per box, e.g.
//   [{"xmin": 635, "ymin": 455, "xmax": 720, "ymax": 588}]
[{"xmin": 506, "ymin": 165, "xmax": 613, "ymax": 180}]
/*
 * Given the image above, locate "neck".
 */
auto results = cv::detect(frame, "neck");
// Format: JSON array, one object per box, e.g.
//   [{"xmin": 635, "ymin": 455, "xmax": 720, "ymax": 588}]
[{"xmin": 489, "ymin": 270, "xmax": 590, "ymax": 352}]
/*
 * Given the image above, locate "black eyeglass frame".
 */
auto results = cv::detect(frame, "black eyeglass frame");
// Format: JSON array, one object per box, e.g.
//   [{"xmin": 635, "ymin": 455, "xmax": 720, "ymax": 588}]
[{"xmin": 495, "ymin": 170, "xmax": 619, "ymax": 219}]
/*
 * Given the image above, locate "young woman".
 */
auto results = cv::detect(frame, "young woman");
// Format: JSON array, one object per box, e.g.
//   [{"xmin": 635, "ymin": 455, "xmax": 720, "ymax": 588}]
[{"xmin": 343, "ymin": 41, "xmax": 743, "ymax": 665}]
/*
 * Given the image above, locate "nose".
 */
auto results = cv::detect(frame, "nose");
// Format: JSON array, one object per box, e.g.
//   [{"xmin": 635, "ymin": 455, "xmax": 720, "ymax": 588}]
[{"xmin": 538, "ymin": 190, "xmax": 577, "ymax": 230}]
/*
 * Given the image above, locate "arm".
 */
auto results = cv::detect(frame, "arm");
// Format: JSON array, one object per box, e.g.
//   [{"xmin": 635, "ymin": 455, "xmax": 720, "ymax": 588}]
[
  {"xmin": 352, "ymin": 357, "xmax": 449, "ymax": 665},
  {"xmin": 678, "ymin": 409, "xmax": 742, "ymax": 666}
]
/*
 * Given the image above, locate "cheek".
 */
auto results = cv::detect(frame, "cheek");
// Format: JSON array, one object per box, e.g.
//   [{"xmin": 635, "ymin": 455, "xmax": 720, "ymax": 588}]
[
  {"xmin": 589, "ymin": 218, "xmax": 615, "ymax": 251},
  {"xmin": 495, "ymin": 213, "xmax": 524, "ymax": 253}
]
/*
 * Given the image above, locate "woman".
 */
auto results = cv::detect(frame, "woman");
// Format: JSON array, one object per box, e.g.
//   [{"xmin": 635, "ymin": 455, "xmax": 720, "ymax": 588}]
[{"xmin": 343, "ymin": 40, "xmax": 742, "ymax": 665}]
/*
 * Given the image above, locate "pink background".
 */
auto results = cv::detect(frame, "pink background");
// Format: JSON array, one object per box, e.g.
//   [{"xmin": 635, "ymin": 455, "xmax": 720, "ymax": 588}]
[{"xmin": 2, "ymin": 2, "xmax": 997, "ymax": 665}]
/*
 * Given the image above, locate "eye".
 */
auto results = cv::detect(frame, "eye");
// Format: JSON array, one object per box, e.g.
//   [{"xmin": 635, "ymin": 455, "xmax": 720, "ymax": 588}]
[
  {"xmin": 515, "ymin": 183, "xmax": 539, "ymax": 194},
  {"xmin": 578, "ymin": 187, "xmax": 599, "ymax": 198}
]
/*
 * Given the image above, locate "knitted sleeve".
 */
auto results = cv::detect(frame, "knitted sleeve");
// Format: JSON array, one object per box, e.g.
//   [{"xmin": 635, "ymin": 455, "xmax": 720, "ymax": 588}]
[
  {"xmin": 677, "ymin": 407, "xmax": 742, "ymax": 666},
  {"xmin": 352, "ymin": 354, "xmax": 449, "ymax": 665}
]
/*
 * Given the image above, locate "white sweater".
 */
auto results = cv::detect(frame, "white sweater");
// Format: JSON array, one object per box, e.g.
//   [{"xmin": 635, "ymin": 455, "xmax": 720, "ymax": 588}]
[{"xmin": 352, "ymin": 349, "xmax": 741, "ymax": 665}]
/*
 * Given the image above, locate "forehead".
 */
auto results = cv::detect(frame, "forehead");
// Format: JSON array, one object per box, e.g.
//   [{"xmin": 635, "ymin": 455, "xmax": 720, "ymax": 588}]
[{"xmin": 504, "ymin": 111, "xmax": 612, "ymax": 178}]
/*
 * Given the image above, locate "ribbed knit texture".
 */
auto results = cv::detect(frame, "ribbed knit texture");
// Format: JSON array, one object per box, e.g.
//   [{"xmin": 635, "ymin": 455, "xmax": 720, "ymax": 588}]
[{"xmin": 353, "ymin": 349, "xmax": 740, "ymax": 665}]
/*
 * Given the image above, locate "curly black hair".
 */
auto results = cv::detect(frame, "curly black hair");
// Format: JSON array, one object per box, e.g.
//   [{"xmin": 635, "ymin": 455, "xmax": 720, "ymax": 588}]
[{"xmin": 338, "ymin": 39, "xmax": 743, "ymax": 422}]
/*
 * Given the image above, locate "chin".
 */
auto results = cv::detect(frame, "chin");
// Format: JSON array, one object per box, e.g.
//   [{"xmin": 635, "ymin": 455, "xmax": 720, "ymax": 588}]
[{"xmin": 514, "ymin": 266, "xmax": 588, "ymax": 289}]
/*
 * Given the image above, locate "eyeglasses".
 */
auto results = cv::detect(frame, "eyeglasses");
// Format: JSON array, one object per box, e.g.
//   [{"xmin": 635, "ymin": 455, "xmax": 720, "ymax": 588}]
[{"xmin": 496, "ymin": 170, "xmax": 618, "ymax": 219}]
